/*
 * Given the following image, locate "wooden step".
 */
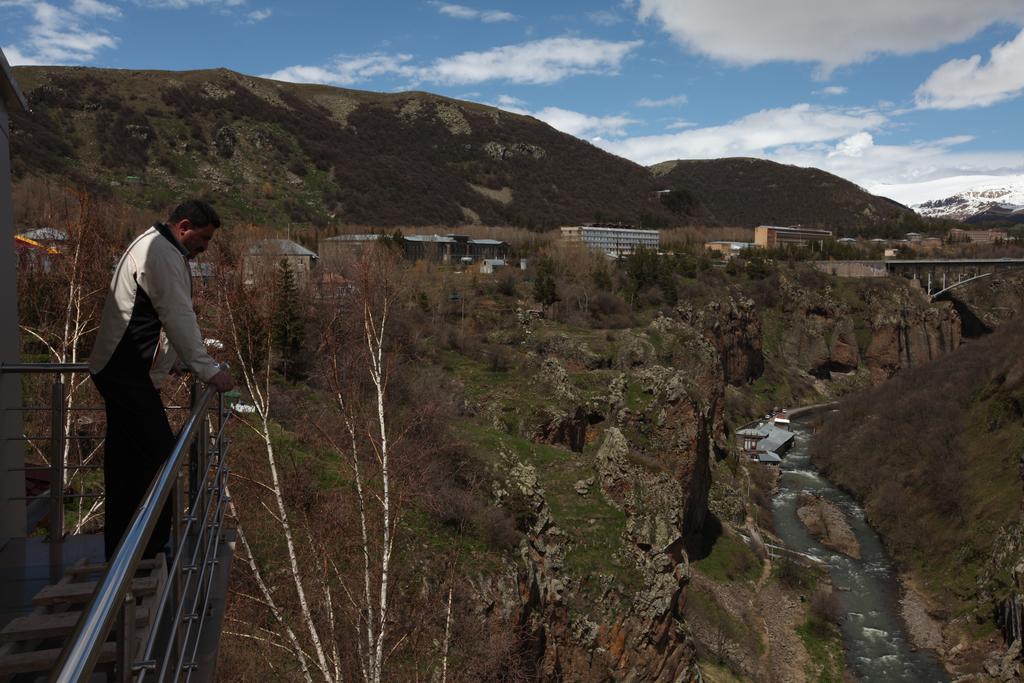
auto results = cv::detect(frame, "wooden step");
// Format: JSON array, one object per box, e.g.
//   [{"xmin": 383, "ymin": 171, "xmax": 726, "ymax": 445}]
[
  {"xmin": 66, "ymin": 557, "xmax": 164, "ymax": 578},
  {"xmin": 0, "ymin": 642, "xmax": 116, "ymax": 676},
  {"xmin": 32, "ymin": 576, "xmax": 159, "ymax": 607},
  {"xmin": 0, "ymin": 607, "xmax": 151, "ymax": 642}
]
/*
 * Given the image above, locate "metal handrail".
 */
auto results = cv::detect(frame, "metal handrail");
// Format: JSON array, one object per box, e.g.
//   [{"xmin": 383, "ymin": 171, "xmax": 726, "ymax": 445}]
[
  {"xmin": 0, "ymin": 362, "xmax": 88, "ymax": 373},
  {"xmin": 2, "ymin": 362, "xmax": 92, "ymax": 542},
  {"xmin": 2, "ymin": 361, "xmax": 234, "ymax": 680},
  {"xmin": 53, "ymin": 383, "xmax": 221, "ymax": 682}
]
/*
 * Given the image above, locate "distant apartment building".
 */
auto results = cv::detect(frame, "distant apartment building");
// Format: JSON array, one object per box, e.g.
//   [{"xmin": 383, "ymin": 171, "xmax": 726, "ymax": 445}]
[
  {"xmin": 947, "ymin": 228, "xmax": 1008, "ymax": 245},
  {"xmin": 754, "ymin": 225, "xmax": 833, "ymax": 249},
  {"xmin": 560, "ymin": 224, "xmax": 659, "ymax": 255},
  {"xmin": 319, "ymin": 233, "xmax": 510, "ymax": 267},
  {"xmin": 704, "ymin": 240, "xmax": 754, "ymax": 260},
  {"xmin": 403, "ymin": 234, "xmax": 510, "ymax": 263}
]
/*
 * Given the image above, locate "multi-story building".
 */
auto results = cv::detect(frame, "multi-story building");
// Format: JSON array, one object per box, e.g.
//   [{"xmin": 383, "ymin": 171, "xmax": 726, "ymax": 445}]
[
  {"xmin": 560, "ymin": 224, "xmax": 660, "ymax": 255},
  {"xmin": 705, "ymin": 240, "xmax": 754, "ymax": 260},
  {"xmin": 947, "ymin": 228, "xmax": 1008, "ymax": 245},
  {"xmin": 319, "ymin": 233, "xmax": 511, "ymax": 267},
  {"xmin": 754, "ymin": 225, "xmax": 833, "ymax": 249}
]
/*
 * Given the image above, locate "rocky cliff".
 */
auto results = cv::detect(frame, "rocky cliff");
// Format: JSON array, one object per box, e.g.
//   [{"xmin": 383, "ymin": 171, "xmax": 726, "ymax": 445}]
[
  {"xmin": 439, "ymin": 265, "xmax": 980, "ymax": 679},
  {"xmin": 492, "ymin": 314, "xmax": 727, "ymax": 679}
]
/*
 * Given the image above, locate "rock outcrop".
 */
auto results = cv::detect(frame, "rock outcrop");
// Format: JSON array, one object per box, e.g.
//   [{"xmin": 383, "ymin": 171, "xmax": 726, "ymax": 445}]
[
  {"xmin": 677, "ymin": 296, "xmax": 764, "ymax": 386},
  {"xmin": 795, "ymin": 492, "xmax": 861, "ymax": 559},
  {"xmin": 490, "ymin": 312, "xmax": 730, "ymax": 678},
  {"xmin": 776, "ymin": 275, "xmax": 962, "ymax": 382},
  {"xmin": 864, "ymin": 304, "xmax": 961, "ymax": 378},
  {"xmin": 498, "ymin": 442, "xmax": 701, "ymax": 680}
]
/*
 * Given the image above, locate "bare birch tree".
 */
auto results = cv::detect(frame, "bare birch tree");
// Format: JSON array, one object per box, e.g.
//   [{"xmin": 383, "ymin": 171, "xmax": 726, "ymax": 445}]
[
  {"xmin": 319, "ymin": 247, "xmax": 402, "ymax": 683},
  {"xmin": 214, "ymin": 249, "xmax": 339, "ymax": 682},
  {"xmin": 16, "ymin": 190, "xmax": 125, "ymax": 533}
]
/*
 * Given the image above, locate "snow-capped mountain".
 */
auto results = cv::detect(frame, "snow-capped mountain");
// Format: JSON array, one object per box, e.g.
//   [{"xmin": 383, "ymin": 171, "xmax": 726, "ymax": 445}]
[{"xmin": 896, "ymin": 175, "xmax": 1024, "ymax": 221}]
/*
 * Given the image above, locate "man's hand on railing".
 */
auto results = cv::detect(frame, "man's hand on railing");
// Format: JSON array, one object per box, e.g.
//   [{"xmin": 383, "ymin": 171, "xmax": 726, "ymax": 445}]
[{"xmin": 208, "ymin": 369, "xmax": 236, "ymax": 393}]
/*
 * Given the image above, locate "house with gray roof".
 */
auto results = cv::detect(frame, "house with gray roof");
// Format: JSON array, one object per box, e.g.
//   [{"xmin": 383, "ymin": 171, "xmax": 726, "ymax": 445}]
[
  {"xmin": 245, "ymin": 238, "xmax": 319, "ymax": 285},
  {"xmin": 737, "ymin": 419, "xmax": 795, "ymax": 461}
]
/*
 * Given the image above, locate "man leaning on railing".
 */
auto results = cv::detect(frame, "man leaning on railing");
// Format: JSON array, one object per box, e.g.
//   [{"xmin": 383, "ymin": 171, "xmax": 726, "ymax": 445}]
[{"xmin": 88, "ymin": 199, "xmax": 235, "ymax": 560}]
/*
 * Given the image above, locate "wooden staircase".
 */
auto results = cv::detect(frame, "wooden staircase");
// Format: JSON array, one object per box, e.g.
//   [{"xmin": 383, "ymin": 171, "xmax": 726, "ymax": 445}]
[{"xmin": 0, "ymin": 555, "xmax": 167, "ymax": 679}]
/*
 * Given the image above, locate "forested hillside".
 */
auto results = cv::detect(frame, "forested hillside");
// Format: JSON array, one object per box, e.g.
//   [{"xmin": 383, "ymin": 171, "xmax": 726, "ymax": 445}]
[
  {"xmin": 9, "ymin": 66, "xmax": 682, "ymax": 230},
  {"xmin": 652, "ymin": 157, "xmax": 927, "ymax": 236},
  {"xmin": 812, "ymin": 319, "xmax": 1024, "ymax": 653}
]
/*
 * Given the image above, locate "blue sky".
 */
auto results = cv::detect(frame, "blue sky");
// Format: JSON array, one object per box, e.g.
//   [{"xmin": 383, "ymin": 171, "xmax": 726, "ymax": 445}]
[{"xmin": 2, "ymin": 0, "xmax": 1024, "ymax": 205}]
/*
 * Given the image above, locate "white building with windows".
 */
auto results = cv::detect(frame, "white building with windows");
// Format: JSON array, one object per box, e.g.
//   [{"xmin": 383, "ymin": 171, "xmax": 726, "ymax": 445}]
[{"xmin": 560, "ymin": 225, "xmax": 660, "ymax": 256}]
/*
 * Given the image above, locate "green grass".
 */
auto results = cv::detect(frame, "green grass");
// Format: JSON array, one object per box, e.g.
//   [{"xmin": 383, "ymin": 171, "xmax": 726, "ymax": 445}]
[
  {"xmin": 568, "ymin": 368, "xmax": 617, "ymax": 400},
  {"xmin": 457, "ymin": 417, "xmax": 641, "ymax": 594},
  {"xmin": 694, "ymin": 532, "xmax": 761, "ymax": 584},
  {"xmin": 698, "ymin": 662, "xmax": 747, "ymax": 683},
  {"xmin": 796, "ymin": 618, "xmax": 844, "ymax": 682},
  {"xmin": 623, "ymin": 380, "xmax": 653, "ymax": 412}
]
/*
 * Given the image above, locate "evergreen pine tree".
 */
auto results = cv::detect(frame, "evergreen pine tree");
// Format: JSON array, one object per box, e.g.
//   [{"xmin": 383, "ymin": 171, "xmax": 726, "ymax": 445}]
[{"xmin": 272, "ymin": 258, "xmax": 305, "ymax": 380}]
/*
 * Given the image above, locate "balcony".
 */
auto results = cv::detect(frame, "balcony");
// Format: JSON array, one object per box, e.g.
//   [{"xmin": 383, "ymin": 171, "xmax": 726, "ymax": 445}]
[{"xmin": 0, "ymin": 363, "xmax": 236, "ymax": 681}]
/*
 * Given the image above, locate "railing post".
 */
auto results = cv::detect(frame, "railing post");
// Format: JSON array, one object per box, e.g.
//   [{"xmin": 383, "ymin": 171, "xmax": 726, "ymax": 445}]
[
  {"xmin": 173, "ymin": 468, "xmax": 186, "ymax": 670},
  {"xmin": 189, "ymin": 382, "xmax": 201, "ymax": 505},
  {"xmin": 48, "ymin": 376, "xmax": 65, "ymax": 579},
  {"xmin": 116, "ymin": 590, "xmax": 136, "ymax": 683}
]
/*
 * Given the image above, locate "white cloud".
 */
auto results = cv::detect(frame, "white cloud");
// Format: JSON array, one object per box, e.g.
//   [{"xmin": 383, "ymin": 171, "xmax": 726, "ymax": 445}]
[
  {"xmin": 776, "ymin": 135, "xmax": 1024, "ymax": 203},
  {"xmin": 495, "ymin": 94, "xmax": 527, "ymax": 109},
  {"xmin": 132, "ymin": 0, "xmax": 246, "ymax": 7},
  {"xmin": 245, "ymin": 8, "xmax": 271, "ymax": 23},
  {"xmin": 531, "ymin": 107, "xmax": 636, "ymax": 138},
  {"xmin": 431, "ymin": 2, "xmax": 516, "ymax": 23},
  {"xmin": 829, "ymin": 131, "xmax": 874, "ymax": 157},
  {"xmin": 599, "ymin": 103, "xmax": 887, "ymax": 162},
  {"xmin": 666, "ymin": 119, "xmax": 696, "ymax": 129},
  {"xmin": 480, "ymin": 95, "xmax": 635, "ymax": 138},
  {"xmin": 915, "ymin": 28, "xmax": 1024, "ymax": 109},
  {"xmin": 635, "ymin": 94, "xmax": 687, "ymax": 107},
  {"xmin": 587, "ymin": 9, "xmax": 623, "ymax": 26},
  {"xmin": 427, "ymin": 37, "xmax": 642, "ymax": 85},
  {"xmin": 594, "ymin": 103, "xmax": 1022, "ymax": 203},
  {"xmin": 70, "ymin": 0, "xmax": 121, "ymax": 18},
  {"xmin": 635, "ymin": 0, "xmax": 1024, "ymax": 75},
  {"xmin": 817, "ymin": 86, "xmax": 847, "ymax": 96},
  {"xmin": 2, "ymin": 44, "xmax": 37, "ymax": 66},
  {"xmin": 1, "ymin": 0, "xmax": 118, "ymax": 64},
  {"xmin": 266, "ymin": 53, "xmax": 417, "ymax": 86},
  {"xmin": 267, "ymin": 38, "xmax": 643, "ymax": 87}
]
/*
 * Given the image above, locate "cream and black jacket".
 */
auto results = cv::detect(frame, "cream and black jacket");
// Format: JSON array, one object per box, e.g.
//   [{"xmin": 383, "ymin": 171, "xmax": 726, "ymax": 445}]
[{"xmin": 89, "ymin": 223, "xmax": 219, "ymax": 388}]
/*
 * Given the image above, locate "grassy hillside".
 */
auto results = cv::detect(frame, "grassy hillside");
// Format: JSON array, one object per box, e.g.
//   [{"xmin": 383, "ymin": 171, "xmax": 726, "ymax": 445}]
[
  {"xmin": 652, "ymin": 157, "xmax": 926, "ymax": 236},
  {"xmin": 9, "ymin": 66, "xmax": 683, "ymax": 230},
  {"xmin": 10, "ymin": 66, "xmax": 930, "ymax": 234}
]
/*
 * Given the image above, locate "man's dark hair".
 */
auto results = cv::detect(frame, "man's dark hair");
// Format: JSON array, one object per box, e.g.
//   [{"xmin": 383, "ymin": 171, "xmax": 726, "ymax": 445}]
[{"xmin": 169, "ymin": 200, "xmax": 221, "ymax": 229}]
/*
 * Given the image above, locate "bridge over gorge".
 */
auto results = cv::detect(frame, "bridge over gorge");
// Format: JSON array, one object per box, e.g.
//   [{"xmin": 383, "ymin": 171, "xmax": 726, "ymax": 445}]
[{"xmin": 816, "ymin": 258, "xmax": 1024, "ymax": 300}]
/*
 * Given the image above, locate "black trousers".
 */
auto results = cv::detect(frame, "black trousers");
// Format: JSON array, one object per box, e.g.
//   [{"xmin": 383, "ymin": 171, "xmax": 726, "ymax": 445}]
[{"xmin": 92, "ymin": 374, "xmax": 174, "ymax": 560}]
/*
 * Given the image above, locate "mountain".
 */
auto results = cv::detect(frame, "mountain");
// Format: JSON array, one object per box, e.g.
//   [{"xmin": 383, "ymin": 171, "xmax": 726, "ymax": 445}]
[
  {"xmin": 9, "ymin": 66, "xmax": 922, "ymax": 234},
  {"xmin": 908, "ymin": 174, "xmax": 1024, "ymax": 223},
  {"xmin": 9, "ymin": 66, "xmax": 683, "ymax": 230},
  {"xmin": 964, "ymin": 204, "xmax": 1024, "ymax": 226},
  {"xmin": 650, "ymin": 157, "xmax": 923, "ymax": 236}
]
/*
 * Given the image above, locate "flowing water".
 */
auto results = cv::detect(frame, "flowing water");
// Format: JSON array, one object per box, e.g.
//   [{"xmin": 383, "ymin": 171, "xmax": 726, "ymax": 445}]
[{"xmin": 771, "ymin": 418, "xmax": 949, "ymax": 681}]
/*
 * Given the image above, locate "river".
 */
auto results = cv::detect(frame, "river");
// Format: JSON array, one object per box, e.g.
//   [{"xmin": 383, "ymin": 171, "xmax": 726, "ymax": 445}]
[{"xmin": 771, "ymin": 417, "xmax": 949, "ymax": 681}]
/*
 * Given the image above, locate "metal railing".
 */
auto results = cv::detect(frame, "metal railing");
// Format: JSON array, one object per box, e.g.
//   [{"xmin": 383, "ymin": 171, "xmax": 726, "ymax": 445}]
[
  {"xmin": 1, "ymin": 362, "xmax": 234, "ymax": 682},
  {"xmin": 1, "ymin": 362, "xmax": 91, "ymax": 570}
]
